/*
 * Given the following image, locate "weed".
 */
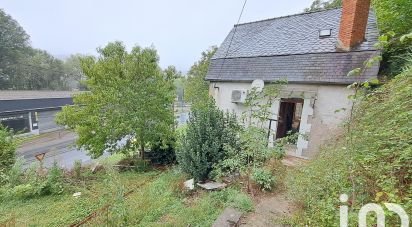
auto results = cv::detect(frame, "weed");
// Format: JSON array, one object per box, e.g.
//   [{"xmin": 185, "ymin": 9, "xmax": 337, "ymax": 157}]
[{"xmin": 252, "ymin": 168, "xmax": 276, "ymax": 191}]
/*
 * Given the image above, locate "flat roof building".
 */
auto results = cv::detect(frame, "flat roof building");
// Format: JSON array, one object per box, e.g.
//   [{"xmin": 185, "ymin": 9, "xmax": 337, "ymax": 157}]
[{"xmin": 0, "ymin": 91, "xmax": 78, "ymax": 135}]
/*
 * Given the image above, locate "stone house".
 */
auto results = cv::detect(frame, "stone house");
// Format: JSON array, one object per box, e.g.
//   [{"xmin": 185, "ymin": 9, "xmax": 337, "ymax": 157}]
[{"xmin": 205, "ymin": 0, "xmax": 380, "ymax": 158}]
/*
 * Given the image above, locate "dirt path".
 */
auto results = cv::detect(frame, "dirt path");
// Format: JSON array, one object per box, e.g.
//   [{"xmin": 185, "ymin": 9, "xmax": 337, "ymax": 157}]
[
  {"xmin": 240, "ymin": 193, "xmax": 295, "ymax": 227},
  {"xmin": 239, "ymin": 155, "xmax": 307, "ymax": 227}
]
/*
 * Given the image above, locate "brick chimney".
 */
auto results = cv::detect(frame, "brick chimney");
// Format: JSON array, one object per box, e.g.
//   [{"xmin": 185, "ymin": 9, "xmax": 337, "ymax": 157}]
[{"xmin": 337, "ymin": 0, "xmax": 371, "ymax": 51}]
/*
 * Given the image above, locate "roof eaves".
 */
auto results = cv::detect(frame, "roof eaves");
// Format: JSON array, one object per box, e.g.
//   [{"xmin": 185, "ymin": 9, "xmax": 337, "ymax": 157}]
[{"xmin": 207, "ymin": 79, "xmax": 357, "ymax": 85}]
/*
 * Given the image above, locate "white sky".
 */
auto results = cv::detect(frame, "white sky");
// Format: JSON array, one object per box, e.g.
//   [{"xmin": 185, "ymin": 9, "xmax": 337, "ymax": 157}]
[{"xmin": 0, "ymin": 0, "xmax": 313, "ymax": 72}]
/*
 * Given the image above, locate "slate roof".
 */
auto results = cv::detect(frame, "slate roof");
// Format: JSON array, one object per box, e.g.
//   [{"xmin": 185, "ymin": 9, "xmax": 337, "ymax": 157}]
[{"xmin": 206, "ymin": 8, "xmax": 380, "ymax": 84}]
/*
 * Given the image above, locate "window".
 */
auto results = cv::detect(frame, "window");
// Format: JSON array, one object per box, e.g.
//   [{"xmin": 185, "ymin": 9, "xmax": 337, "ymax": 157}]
[{"xmin": 319, "ymin": 29, "xmax": 332, "ymax": 37}]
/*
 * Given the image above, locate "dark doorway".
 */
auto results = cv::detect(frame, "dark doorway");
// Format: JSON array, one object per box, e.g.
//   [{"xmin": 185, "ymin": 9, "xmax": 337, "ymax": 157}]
[{"xmin": 276, "ymin": 98, "xmax": 303, "ymax": 139}]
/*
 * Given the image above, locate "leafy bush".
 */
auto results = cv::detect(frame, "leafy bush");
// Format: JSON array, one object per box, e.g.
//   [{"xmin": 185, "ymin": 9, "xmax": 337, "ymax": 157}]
[
  {"xmin": 12, "ymin": 184, "xmax": 37, "ymax": 199},
  {"xmin": 4, "ymin": 157, "xmax": 24, "ymax": 186},
  {"xmin": 41, "ymin": 162, "xmax": 64, "ymax": 195},
  {"xmin": 212, "ymin": 126, "xmax": 283, "ymax": 187},
  {"xmin": 3, "ymin": 161, "xmax": 65, "ymax": 200},
  {"xmin": 146, "ymin": 139, "xmax": 176, "ymax": 165},
  {"xmin": 252, "ymin": 167, "xmax": 276, "ymax": 191},
  {"xmin": 0, "ymin": 125, "xmax": 16, "ymax": 177},
  {"xmin": 176, "ymin": 99, "xmax": 240, "ymax": 181},
  {"xmin": 287, "ymin": 62, "xmax": 412, "ymax": 226}
]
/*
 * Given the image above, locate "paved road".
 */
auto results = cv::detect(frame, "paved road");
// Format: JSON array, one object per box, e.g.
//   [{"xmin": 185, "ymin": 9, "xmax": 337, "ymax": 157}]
[
  {"xmin": 16, "ymin": 111, "xmax": 191, "ymax": 170},
  {"xmin": 18, "ymin": 130, "xmax": 95, "ymax": 169}
]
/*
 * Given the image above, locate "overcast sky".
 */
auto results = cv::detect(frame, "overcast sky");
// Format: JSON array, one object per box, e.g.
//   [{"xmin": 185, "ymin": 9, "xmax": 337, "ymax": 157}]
[{"xmin": 1, "ymin": 0, "xmax": 313, "ymax": 72}]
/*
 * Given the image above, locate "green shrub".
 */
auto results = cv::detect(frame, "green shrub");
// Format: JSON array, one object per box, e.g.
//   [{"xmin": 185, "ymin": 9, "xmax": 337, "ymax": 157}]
[
  {"xmin": 176, "ymin": 99, "xmax": 240, "ymax": 181},
  {"xmin": 0, "ymin": 125, "xmax": 16, "ymax": 177},
  {"xmin": 12, "ymin": 184, "xmax": 37, "ymax": 199},
  {"xmin": 8, "ymin": 162, "xmax": 65, "ymax": 199},
  {"xmin": 212, "ymin": 126, "xmax": 282, "ymax": 187},
  {"xmin": 4, "ymin": 157, "xmax": 24, "ymax": 186},
  {"xmin": 252, "ymin": 167, "xmax": 276, "ymax": 191},
  {"xmin": 269, "ymin": 145, "xmax": 285, "ymax": 160},
  {"xmin": 42, "ymin": 162, "xmax": 64, "ymax": 195},
  {"xmin": 146, "ymin": 139, "xmax": 176, "ymax": 165}
]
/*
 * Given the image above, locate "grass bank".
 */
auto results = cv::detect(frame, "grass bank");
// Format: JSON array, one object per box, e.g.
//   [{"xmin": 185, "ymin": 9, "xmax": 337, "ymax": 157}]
[{"xmin": 0, "ymin": 167, "xmax": 253, "ymax": 226}]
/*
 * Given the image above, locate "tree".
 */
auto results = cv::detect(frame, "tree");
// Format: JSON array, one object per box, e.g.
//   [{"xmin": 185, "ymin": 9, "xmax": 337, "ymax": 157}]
[
  {"xmin": 63, "ymin": 54, "xmax": 86, "ymax": 90},
  {"xmin": 372, "ymin": 0, "xmax": 412, "ymax": 76},
  {"xmin": 304, "ymin": 0, "xmax": 341, "ymax": 12},
  {"xmin": 17, "ymin": 49, "xmax": 67, "ymax": 90},
  {"xmin": 0, "ymin": 9, "xmax": 30, "ymax": 89},
  {"xmin": 56, "ymin": 42, "xmax": 175, "ymax": 158},
  {"xmin": 174, "ymin": 76, "xmax": 186, "ymax": 103},
  {"xmin": 164, "ymin": 65, "xmax": 184, "ymax": 102},
  {"xmin": 164, "ymin": 65, "xmax": 181, "ymax": 81},
  {"xmin": 372, "ymin": 0, "xmax": 412, "ymax": 36},
  {"xmin": 184, "ymin": 46, "xmax": 217, "ymax": 107},
  {"xmin": 0, "ymin": 9, "xmax": 72, "ymax": 90}
]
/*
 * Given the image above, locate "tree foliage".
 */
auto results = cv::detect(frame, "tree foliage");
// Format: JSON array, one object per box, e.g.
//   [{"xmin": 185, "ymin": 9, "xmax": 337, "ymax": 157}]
[
  {"xmin": 372, "ymin": 0, "xmax": 412, "ymax": 36},
  {"xmin": 184, "ymin": 46, "xmax": 217, "ymax": 107},
  {"xmin": 0, "ymin": 8, "xmax": 30, "ymax": 88},
  {"xmin": 63, "ymin": 54, "xmax": 86, "ymax": 90},
  {"xmin": 0, "ymin": 9, "xmax": 83, "ymax": 90},
  {"xmin": 13, "ymin": 49, "xmax": 67, "ymax": 90},
  {"xmin": 372, "ymin": 0, "xmax": 412, "ymax": 76},
  {"xmin": 304, "ymin": 0, "xmax": 341, "ymax": 12},
  {"xmin": 174, "ymin": 76, "xmax": 186, "ymax": 103},
  {"xmin": 56, "ymin": 42, "xmax": 175, "ymax": 158},
  {"xmin": 164, "ymin": 65, "xmax": 185, "ymax": 102}
]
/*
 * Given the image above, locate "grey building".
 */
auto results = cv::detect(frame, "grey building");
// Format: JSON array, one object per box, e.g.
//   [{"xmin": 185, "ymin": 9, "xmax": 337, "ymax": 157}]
[{"xmin": 0, "ymin": 91, "xmax": 76, "ymax": 135}]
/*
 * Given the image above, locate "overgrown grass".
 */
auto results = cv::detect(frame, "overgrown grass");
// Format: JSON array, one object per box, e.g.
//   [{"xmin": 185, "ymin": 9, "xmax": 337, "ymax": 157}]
[
  {"xmin": 0, "ymin": 167, "xmax": 252, "ymax": 226},
  {"xmin": 0, "ymin": 170, "xmax": 155, "ymax": 226},
  {"xmin": 108, "ymin": 169, "xmax": 253, "ymax": 226},
  {"xmin": 286, "ymin": 63, "xmax": 412, "ymax": 226}
]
